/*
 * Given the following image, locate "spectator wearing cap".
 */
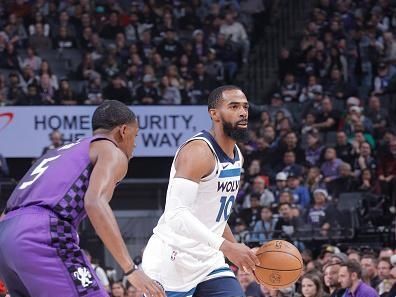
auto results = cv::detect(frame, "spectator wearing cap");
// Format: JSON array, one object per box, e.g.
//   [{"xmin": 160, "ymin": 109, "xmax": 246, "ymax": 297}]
[
  {"xmin": 373, "ymin": 62, "xmax": 395, "ymax": 96},
  {"xmin": 242, "ymin": 176, "xmax": 274, "ymax": 209},
  {"xmin": 134, "ymin": 74, "xmax": 159, "ymax": 104},
  {"xmin": 346, "ymin": 97, "xmax": 360, "ymax": 109},
  {"xmin": 328, "ymin": 162, "xmax": 358, "ymax": 199},
  {"xmin": 324, "ymin": 263, "xmax": 346, "ymax": 297},
  {"xmin": 280, "ymin": 73, "xmax": 301, "ymax": 102},
  {"xmin": 321, "ymin": 245, "xmax": 341, "ymax": 266},
  {"xmin": 306, "ymin": 189, "xmax": 333, "ymax": 234},
  {"xmin": 321, "ymin": 147, "xmax": 344, "ymax": 183},
  {"xmin": 272, "ymin": 172, "xmax": 288, "ymax": 202},
  {"xmin": 331, "ymin": 253, "xmax": 349, "ymax": 265},
  {"xmin": 339, "ymin": 261, "xmax": 379, "ymax": 297},
  {"xmin": 157, "ymin": 29, "xmax": 183, "ymax": 62},
  {"xmin": 344, "ymin": 105, "xmax": 374, "ymax": 136},
  {"xmin": 301, "ymin": 85, "xmax": 324, "ymax": 119},
  {"xmin": 286, "ymin": 171, "xmax": 310, "ymax": 210},
  {"xmin": 102, "ymin": 74, "xmax": 132, "ymax": 104}
]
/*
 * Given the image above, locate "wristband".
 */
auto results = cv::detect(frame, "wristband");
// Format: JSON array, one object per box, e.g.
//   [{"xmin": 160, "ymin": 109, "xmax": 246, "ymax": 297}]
[{"xmin": 124, "ymin": 265, "xmax": 138, "ymax": 277}]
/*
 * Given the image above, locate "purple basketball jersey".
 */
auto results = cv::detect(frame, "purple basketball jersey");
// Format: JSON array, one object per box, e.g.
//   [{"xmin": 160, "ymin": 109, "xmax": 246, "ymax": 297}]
[{"xmin": 6, "ymin": 136, "xmax": 109, "ymax": 227}]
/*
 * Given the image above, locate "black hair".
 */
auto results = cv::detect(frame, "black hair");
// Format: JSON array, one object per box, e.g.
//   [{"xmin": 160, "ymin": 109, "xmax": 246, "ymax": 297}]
[
  {"xmin": 92, "ymin": 100, "xmax": 136, "ymax": 131},
  {"xmin": 207, "ymin": 85, "xmax": 242, "ymax": 110}
]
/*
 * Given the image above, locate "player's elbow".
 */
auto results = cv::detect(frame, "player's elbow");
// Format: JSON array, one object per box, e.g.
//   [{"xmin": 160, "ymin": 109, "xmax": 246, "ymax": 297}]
[
  {"xmin": 84, "ymin": 196, "xmax": 105, "ymax": 215},
  {"xmin": 164, "ymin": 207, "xmax": 191, "ymax": 231}
]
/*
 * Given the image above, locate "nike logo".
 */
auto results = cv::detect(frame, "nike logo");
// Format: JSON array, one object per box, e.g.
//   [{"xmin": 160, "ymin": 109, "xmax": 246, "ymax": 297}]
[{"xmin": 222, "ymin": 164, "xmax": 230, "ymax": 169}]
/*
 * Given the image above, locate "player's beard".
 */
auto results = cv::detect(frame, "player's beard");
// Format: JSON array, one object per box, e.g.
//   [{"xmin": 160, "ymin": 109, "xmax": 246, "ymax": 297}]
[{"xmin": 222, "ymin": 120, "xmax": 249, "ymax": 142}]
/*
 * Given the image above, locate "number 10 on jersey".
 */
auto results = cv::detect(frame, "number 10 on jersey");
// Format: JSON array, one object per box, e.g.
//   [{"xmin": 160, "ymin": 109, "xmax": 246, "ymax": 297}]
[{"xmin": 216, "ymin": 195, "xmax": 235, "ymax": 222}]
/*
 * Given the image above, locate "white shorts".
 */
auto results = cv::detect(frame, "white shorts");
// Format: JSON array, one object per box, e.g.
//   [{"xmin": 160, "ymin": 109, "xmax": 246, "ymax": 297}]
[{"xmin": 141, "ymin": 234, "xmax": 234, "ymax": 293}]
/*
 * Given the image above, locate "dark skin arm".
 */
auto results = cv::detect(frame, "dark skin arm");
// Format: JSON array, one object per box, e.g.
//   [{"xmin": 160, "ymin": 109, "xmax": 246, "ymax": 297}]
[
  {"xmin": 175, "ymin": 140, "xmax": 259, "ymax": 273},
  {"xmin": 223, "ymin": 223, "xmax": 237, "ymax": 243},
  {"xmin": 85, "ymin": 140, "xmax": 164, "ymax": 297}
]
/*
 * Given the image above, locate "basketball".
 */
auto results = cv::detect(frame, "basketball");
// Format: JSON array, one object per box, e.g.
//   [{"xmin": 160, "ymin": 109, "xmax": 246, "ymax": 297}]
[{"xmin": 254, "ymin": 240, "xmax": 303, "ymax": 289}]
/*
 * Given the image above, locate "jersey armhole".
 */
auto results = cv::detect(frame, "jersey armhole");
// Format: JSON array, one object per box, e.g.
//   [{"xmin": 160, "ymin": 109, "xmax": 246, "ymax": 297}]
[{"xmin": 175, "ymin": 138, "xmax": 219, "ymax": 181}]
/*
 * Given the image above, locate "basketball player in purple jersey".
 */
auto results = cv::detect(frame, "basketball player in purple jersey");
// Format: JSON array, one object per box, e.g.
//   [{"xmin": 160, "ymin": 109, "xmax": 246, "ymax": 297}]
[{"xmin": 0, "ymin": 100, "xmax": 165, "ymax": 297}]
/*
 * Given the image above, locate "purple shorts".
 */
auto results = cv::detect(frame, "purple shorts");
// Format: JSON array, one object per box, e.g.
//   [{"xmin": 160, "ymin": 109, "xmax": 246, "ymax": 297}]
[{"xmin": 0, "ymin": 206, "xmax": 108, "ymax": 297}]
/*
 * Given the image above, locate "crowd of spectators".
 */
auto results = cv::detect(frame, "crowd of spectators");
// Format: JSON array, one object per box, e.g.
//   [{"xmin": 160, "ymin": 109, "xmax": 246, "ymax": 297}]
[
  {"xmin": 0, "ymin": 0, "xmax": 267, "ymax": 106},
  {"xmin": 1, "ymin": 0, "xmax": 396, "ymax": 296}
]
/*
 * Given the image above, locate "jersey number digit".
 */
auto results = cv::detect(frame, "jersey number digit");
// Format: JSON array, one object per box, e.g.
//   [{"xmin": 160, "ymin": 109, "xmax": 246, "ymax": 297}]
[
  {"xmin": 216, "ymin": 195, "xmax": 235, "ymax": 222},
  {"xmin": 19, "ymin": 155, "xmax": 60, "ymax": 190}
]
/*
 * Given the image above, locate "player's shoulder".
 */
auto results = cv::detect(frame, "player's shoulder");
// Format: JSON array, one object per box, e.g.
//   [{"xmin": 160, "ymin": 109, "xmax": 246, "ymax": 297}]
[
  {"xmin": 89, "ymin": 138, "xmax": 126, "ymax": 165},
  {"xmin": 178, "ymin": 139, "xmax": 213, "ymax": 160}
]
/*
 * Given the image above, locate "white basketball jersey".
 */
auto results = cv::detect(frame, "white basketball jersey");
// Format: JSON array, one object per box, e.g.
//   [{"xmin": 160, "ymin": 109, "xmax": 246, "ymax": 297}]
[{"xmin": 142, "ymin": 130, "xmax": 242, "ymax": 292}]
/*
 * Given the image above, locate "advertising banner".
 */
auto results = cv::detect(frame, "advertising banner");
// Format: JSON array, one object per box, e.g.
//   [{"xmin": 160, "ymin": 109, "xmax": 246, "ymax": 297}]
[{"xmin": 0, "ymin": 106, "xmax": 210, "ymax": 157}]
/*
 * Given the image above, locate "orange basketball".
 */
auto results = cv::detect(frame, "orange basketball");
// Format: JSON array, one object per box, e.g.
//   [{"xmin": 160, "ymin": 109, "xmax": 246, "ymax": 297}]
[{"xmin": 254, "ymin": 240, "xmax": 303, "ymax": 289}]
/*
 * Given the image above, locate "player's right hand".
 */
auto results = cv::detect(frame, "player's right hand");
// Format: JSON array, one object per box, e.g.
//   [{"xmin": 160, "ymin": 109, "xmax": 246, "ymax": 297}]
[
  {"xmin": 127, "ymin": 270, "xmax": 166, "ymax": 297},
  {"xmin": 220, "ymin": 241, "xmax": 260, "ymax": 274}
]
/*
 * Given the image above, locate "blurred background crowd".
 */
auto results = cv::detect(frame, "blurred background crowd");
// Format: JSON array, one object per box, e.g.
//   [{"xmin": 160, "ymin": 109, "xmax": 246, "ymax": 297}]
[{"xmin": 1, "ymin": 0, "xmax": 396, "ymax": 296}]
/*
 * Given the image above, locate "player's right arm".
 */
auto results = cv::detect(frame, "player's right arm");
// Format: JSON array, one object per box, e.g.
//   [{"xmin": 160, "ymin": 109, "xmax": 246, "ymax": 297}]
[
  {"xmin": 167, "ymin": 141, "xmax": 259, "ymax": 273},
  {"xmin": 85, "ymin": 140, "xmax": 165, "ymax": 297}
]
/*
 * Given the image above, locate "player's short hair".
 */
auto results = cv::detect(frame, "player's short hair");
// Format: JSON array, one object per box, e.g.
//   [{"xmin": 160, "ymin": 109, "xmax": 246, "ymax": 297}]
[
  {"xmin": 341, "ymin": 260, "xmax": 362, "ymax": 278},
  {"xmin": 207, "ymin": 85, "xmax": 242, "ymax": 110},
  {"xmin": 92, "ymin": 100, "xmax": 136, "ymax": 131}
]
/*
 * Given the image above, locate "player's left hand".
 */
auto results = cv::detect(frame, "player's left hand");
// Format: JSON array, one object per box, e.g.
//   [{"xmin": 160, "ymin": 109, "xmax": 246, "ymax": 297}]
[{"xmin": 127, "ymin": 270, "xmax": 166, "ymax": 297}]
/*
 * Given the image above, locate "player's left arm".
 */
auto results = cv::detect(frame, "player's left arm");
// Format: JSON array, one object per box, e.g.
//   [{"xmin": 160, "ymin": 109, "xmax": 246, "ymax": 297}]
[{"xmin": 223, "ymin": 223, "xmax": 237, "ymax": 243}]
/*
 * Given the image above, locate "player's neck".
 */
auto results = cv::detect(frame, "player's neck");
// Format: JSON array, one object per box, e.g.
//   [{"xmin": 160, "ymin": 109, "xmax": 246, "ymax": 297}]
[{"xmin": 209, "ymin": 128, "xmax": 236, "ymax": 159}]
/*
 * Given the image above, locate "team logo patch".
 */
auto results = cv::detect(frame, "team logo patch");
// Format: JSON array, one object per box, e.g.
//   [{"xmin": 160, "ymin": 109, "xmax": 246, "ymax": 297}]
[
  {"xmin": 269, "ymin": 272, "xmax": 281, "ymax": 284},
  {"xmin": 73, "ymin": 266, "xmax": 93, "ymax": 288},
  {"xmin": 171, "ymin": 250, "xmax": 178, "ymax": 261}
]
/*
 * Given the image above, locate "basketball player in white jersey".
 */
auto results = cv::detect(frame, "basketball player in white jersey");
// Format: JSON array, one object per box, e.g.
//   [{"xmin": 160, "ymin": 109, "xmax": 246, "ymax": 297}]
[{"xmin": 142, "ymin": 85, "xmax": 260, "ymax": 297}]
